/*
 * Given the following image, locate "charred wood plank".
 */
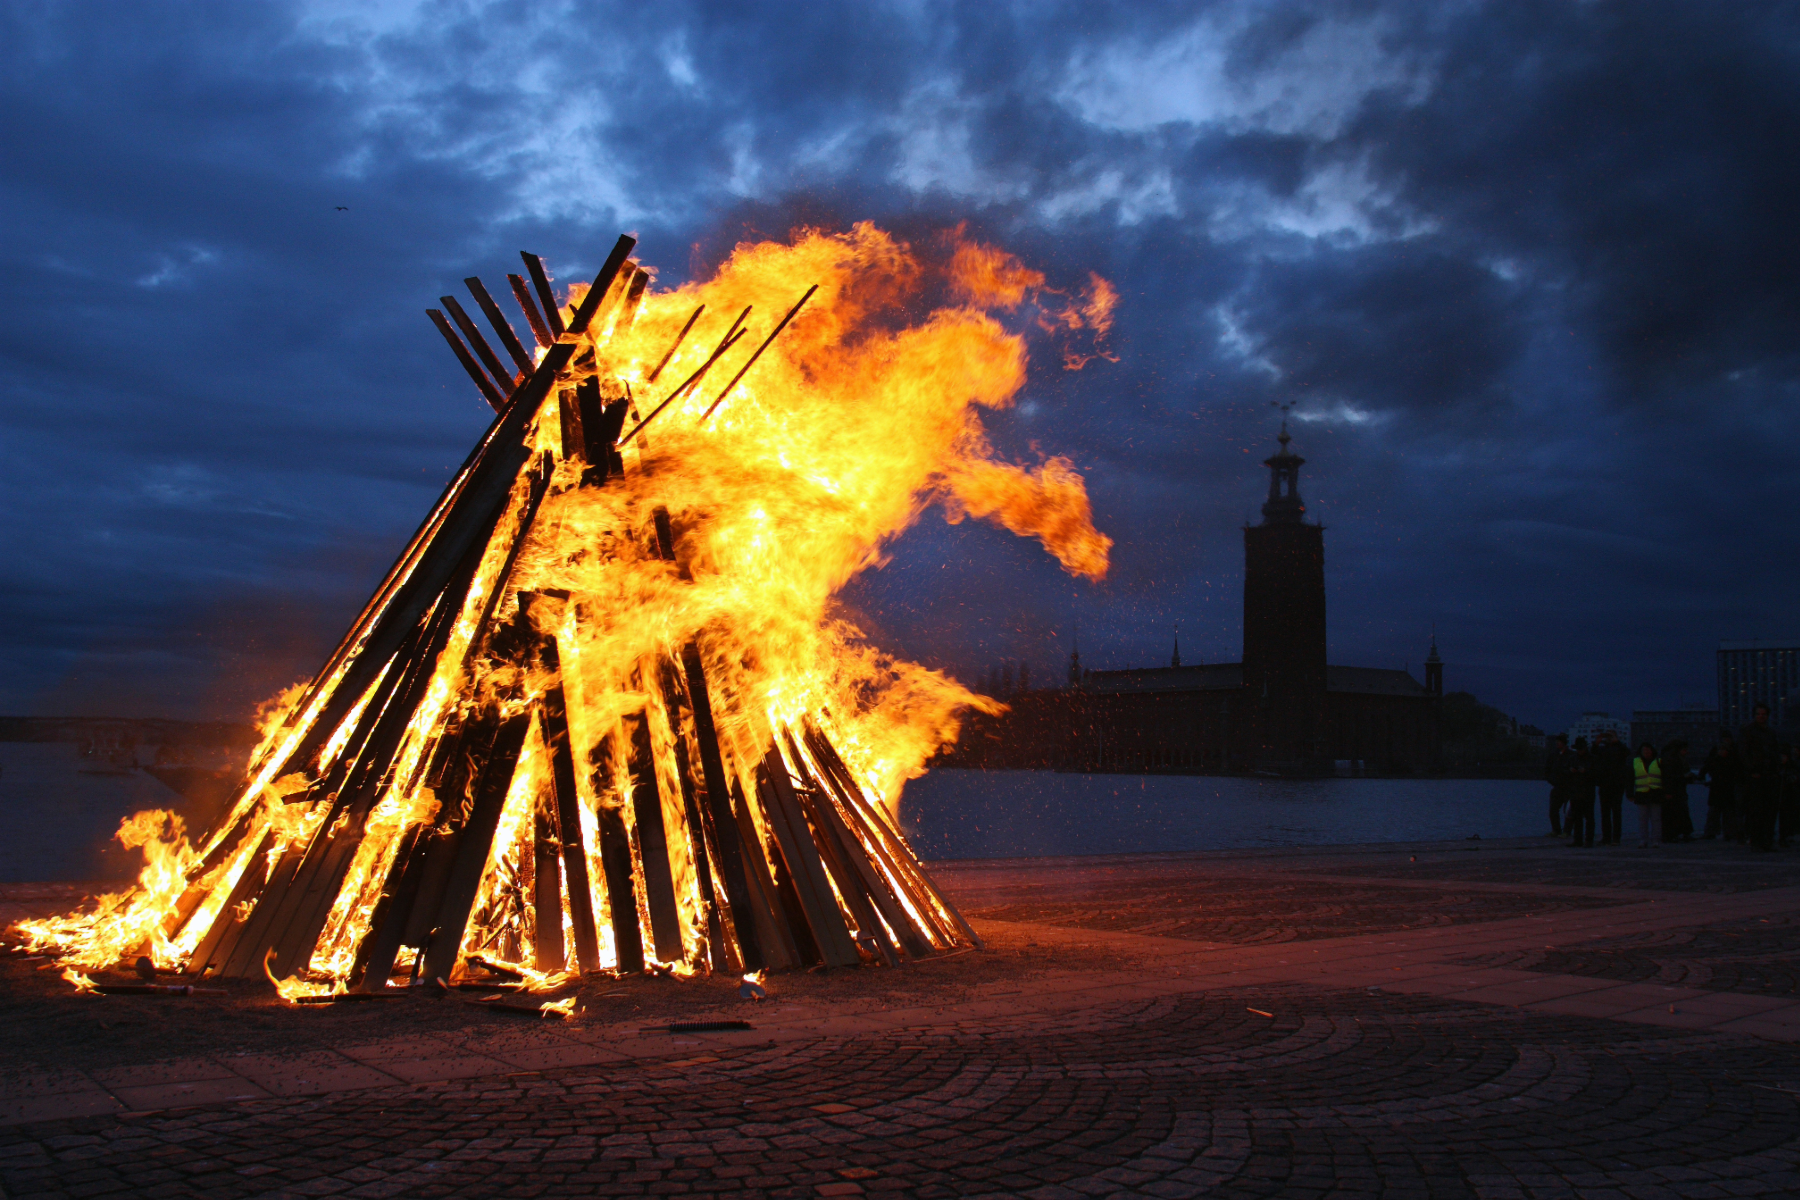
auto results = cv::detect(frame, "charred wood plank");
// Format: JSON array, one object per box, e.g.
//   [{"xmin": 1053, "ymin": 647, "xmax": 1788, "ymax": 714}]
[
  {"xmin": 701, "ymin": 285, "xmax": 817, "ymax": 422},
  {"xmin": 617, "ymin": 267, "xmax": 651, "ymax": 334},
  {"xmin": 212, "ymin": 647, "xmax": 417, "ymax": 980},
  {"xmin": 565, "ymin": 236, "xmax": 638, "ymax": 339},
  {"xmin": 260, "ymin": 498, "xmax": 498, "ymax": 979},
  {"xmin": 680, "ymin": 643, "xmax": 765, "ymax": 972},
  {"xmin": 187, "ymin": 829, "xmax": 274, "ymax": 976},
  {"xmin": 531, "ymin": 790, "xmax": 565, "ymax": 973},
  {"xmin": 781, "ymin": 760, "xmax": 901, "ymax": 966},
  {"xmin": 766, "ymin": 745, "xmax": 889, "ymax": 965},
  {"xmin": 754, "ymin": 750, "xmax": 858, "ymax": 966},
  {"xmin": 616, "ymin": 327, "xmax": 746, "ymax": 446},
  {"xmin": 347, "ymin": 821, "xmax": 428, "ymax": 990},
  {"xmin": 428, "ymin": 309, "xmax": 506, "ymax": 411},
  {"xmin": 209, "ymin": 832, "xmax": 314, "ymax": 978},
  {"xmin": 595, "ymin": 793, "xmax": 644, "ymax": 975},
  {"xmin": 800, "ymin": 723, "xmax": 955, "ymax": 947},
  {"xmin": 750, "ymin": 776, "xmax": 821, "ymax": 967},
  {"xmin": 659, "ymin": 659, "xmax": 730, "ymax": 973},
  {"xmin": 804, "ymin": 722, "xmax": 981, "ymax": 950},
  {"xmin": 541, "ymin": 667, "xmax": 601, "ymax": 974},
  {"xmin": 749, "ymin": 771, "xmax": 824, "ymax": 965},
  {"xmin": 577, "ymin": 394, "xmax": 628, "ymax": 485},
  {"xmin": 521, "ymin": 252, "xmax": 565, "ymax": 339},
  {"xmin": 784, "ymin": 730, "xmax": 929, "ymax": 959},
  {"xmin": 729, "ymin": 776, "xmax": 801, "ymax": 969},
  {"xmin": 507, "ymin": 278, "xmax": 554, "ymax": 356},
  {"xmin": 573, "ymin": 381, "xmax": 631, "ymax": 484},
  {"xmin": 647, "ymin": 305, "xmax": 704, "ymax": 385},
  {"xmin": 420, "ymin": 710, "xmax": 533, "ymax": 983},
  {"xmin": 442, "ymin": 294, "xmax": 520, "ymax": 395},
  {"xmin": 558, "ymin": 387, "xmax": 585, "ymax": 465},
  {"xmin": 624, "ymin": 704, "xmax": 683, "ymax": 963},
  {"xmin": 509, "ymin": 273, "xmax": 555, "ymax": 349},
  {"xmin": 264, "ymin": 565, "xmax": 477, "ymax": 978},
  {"xmin": 395, "ymin": 713, "xmax": 500, "ymax": 953},
  {"xmin": 353, "ymin": 821, "xmax": 441, "ymax": 991},
  {"xmin": 466, "ymin": 276, "xmax": 535, "ymax": 375},
  {"xmin": 164, "ymin": 805, "xmax": 265, "ymax": 941}
]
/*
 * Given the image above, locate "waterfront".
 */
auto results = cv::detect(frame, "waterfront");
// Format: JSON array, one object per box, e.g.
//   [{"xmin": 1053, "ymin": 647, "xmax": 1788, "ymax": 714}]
[
  {"xmin": 0, "ymin": 744, "xmax": 188, "ymax": 882},
  {"xmin": 901, "ymin": 768, "xmax": 1545, "ymax": 860},
  {"xmin": 0, "ymin": 751, "xmax": 1550, "ymax": 882}
]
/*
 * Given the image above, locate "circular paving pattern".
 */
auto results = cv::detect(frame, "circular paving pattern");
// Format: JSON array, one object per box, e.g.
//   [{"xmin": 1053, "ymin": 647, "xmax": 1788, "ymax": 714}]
[{"xmin": 4, "ymin": 986, "xmax": 1800, "ymax": 1199}]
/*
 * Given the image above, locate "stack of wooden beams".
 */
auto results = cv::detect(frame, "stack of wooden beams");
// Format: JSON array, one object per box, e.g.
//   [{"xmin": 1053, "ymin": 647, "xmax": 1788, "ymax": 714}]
[{"xmin": 163, "ymin": 235, "xmax": 980, "ymax": 988}]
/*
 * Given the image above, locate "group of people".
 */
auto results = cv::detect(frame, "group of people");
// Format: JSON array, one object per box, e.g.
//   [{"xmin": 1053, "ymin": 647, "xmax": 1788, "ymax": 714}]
[{"xmin": 1545, "ymin": 702, "xmax": 1796, "ymax": 850}]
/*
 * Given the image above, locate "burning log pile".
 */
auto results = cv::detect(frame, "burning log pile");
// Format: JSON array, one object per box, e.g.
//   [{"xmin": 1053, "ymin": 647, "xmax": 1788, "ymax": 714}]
[{"xmin": 15, "ymin": 225, "xmax": 1113, "ymax": 999}]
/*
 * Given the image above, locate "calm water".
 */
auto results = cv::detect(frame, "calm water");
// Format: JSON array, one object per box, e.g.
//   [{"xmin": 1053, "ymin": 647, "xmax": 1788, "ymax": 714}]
[
  {"xmin": 898, "ymin": 770, "xmax": 1546, "ymax": 860},
  {"xmin": 0, "ymin": 744, "xmax": 189, "ymax": 882},
  {"xmin": 0, "ymin": 746, "xmax": 1548, "ymax": 882}
]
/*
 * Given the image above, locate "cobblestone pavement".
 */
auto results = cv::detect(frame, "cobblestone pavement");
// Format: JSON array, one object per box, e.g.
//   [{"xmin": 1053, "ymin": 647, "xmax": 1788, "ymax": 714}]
[
  {"xmin": 955, "ymin": 875, "xmax": 1621, "ymax": 945},
  {"xmin": 1460, "ymin": 912, "xmax": 1800, "ymax": 997},
  {"xmin": 1288, "ymin": 837, "xmax": 1800, "ymax": 894},
  {"xmin": 7, "ymin": 839, "xmax": 1800, "ymax": 1198},
  {"xmin": 7, "ymin": 986, "xmax": 1800, "ymax": 1200}
]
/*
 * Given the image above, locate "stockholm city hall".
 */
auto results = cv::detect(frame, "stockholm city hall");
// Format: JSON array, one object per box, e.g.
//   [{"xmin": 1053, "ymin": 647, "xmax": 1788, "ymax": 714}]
[{"xmin": 949, "ymin": 418, "xmax": 1444, "ymax": 775}]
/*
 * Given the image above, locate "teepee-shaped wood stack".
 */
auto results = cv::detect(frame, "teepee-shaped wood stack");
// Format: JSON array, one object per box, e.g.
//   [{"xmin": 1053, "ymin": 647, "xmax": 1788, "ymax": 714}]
[{"xmin": 157, "ymin": 235, "xmax": 979, "ymax": 990}]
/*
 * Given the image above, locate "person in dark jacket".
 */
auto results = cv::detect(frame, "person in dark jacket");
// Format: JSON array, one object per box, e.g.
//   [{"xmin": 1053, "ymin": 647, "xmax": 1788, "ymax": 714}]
[
  {"xmin": 1742, "ymin": 703, "xmax": 1781, "ymax": 851},
  {"xmin": 1594, "ymin": 728, "xmax": 1631, "ymax": 845},
  {"xmin": 1661, "ymin": 739, "xmax": 1694, "ymax": 842},
  {"xmin": 1566, "ymin": 737, "xmax": 1597, "ymax": 847},
  {"xmin": 1703, "ymin": 732, "xmax": 1739, "ymax": 841},
  {"xmin": 1780, "ymin": 742, "xmax": 1800, "ymax": 849},
  {"xmin": 1633, "ymin": 741, "xmax": 1663, "ymax": 848},
  {"xmin": 1545, "ymin": 734, "xmax": 1572, "ymax": 836}
]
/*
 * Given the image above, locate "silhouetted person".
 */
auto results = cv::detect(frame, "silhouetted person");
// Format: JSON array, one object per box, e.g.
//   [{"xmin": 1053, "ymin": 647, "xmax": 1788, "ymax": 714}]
[
  {"xmin": 1545, "ymin": 733, "xmax": 1573, "ymax": 836},
  {"xmin": 1742, "ymin": 703, "xmax": 1780, "ymax": 851},
  {"xmin": 1632, "ymin": 741, "xmax": 1662, "ymax": 848},
  {"xmin": 1566, "ymin": 736, "xmax": 1596, "ymax": 848},
  {"xmin": 1661, "ymin": 739, "xmax": 1693, "ymax": 842},
  {"xmin": 1702, "ymin": 732, "xmax": 1739, "ymax": 841},
  {"xmin": 1594, "ymin": 728, "xmax": 1630, "ymax": 845},
  {"xmin": 1781, "ymin": 742, "xmax": 1800, "ymax": 849}
]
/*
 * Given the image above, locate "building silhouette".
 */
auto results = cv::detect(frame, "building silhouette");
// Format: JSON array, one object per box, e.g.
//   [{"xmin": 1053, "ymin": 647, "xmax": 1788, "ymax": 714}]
[
  {"xmin": 1717, "ymin": 641, "xmax": 1800, "ymax": 732},
  {"xmin": 949, "ymin": 419, "xmax": 1441, "ymax": 774}
]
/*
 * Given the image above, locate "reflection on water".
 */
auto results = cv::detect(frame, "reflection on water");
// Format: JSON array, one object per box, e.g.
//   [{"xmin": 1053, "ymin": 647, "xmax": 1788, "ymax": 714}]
[{"xmin": 898, "ymin": 770, "xmax": 1546, "ymax": 861}]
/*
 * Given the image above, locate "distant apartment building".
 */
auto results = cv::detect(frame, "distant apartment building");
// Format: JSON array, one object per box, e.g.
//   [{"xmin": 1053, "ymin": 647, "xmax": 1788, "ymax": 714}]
[
  {"xmin": 1717, "ymin": 641, "xmax": 1800, "ymax": 731},
  {"xmin": 1631, "ymin": 708, "xmax": 1721, "ymax": 754},
  {"xmin": 1568, "ymin": 712, "xmax": 1629, "ymax": 745}
]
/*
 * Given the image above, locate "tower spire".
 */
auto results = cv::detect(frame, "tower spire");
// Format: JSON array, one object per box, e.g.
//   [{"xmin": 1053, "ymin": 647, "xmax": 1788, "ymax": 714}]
[
  {"xmin": 1068, "ymin": 622, "xmax": 1082, "ymax": 688},
  {"xmin": 1261, "ymin": 402, "xmax": 1307, "ymax": 524},
  {"xmin": 1171, "ymin": 624, "xmax": 1181, "ymax": 668}
]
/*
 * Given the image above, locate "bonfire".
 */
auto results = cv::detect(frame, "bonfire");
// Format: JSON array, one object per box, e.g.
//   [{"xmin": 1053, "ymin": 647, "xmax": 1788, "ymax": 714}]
[{"xmin": 15, "ymin": 225, "xmax": 1112, "ymax": 1001}]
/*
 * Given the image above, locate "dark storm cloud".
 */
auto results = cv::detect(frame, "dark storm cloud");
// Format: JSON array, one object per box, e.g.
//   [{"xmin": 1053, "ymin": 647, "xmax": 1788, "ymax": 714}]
[{"xmin": 3, "ymin": 0, "xmax": 1798, "ymax": 732}]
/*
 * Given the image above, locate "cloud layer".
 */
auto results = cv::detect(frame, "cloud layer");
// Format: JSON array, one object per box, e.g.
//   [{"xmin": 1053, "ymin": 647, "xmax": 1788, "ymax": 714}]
[{"xmin": 4, "ymin": 0, "xmax": 1798, "ymax": 731}]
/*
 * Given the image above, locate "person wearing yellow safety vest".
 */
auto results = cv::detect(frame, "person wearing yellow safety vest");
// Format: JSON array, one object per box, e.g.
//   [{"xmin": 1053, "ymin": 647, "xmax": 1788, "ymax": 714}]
[{"xmin": 1633, "ymin": 742, "xmax": 1663, "ymax": 847}]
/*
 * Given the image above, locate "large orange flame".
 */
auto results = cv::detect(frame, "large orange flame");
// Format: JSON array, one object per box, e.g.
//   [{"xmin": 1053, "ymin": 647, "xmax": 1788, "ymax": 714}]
[{"xmin": 11, "ymin": 222, "xmax": 1112, "ymax": 990}]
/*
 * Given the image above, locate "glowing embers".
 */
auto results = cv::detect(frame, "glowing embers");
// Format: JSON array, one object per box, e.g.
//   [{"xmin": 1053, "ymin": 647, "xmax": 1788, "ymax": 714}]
[{"xmin": 20, "ymin": 225, "xmax": 1116, "ymax": 996}]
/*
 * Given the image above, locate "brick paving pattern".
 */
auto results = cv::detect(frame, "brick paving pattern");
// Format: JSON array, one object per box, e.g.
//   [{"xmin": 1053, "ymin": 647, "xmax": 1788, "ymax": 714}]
[
  {"xmin": 7, "ymin": 837, "xmax": 1800, "ymax": 1198},
  {"xmin": 1292, "ymin": 839, "xmax": 1800, "ymax": 894},
  {"xmin": 8, "ymin": 989, "xmax": 1800, "ymax": 1199},
  {"xmin": 958, "ymin": 875, "xmax": 1621, "ymax": 945},
  {"xmin": 1461, "ymin": 912, "xmax": 1800, "ymax": 998}
]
